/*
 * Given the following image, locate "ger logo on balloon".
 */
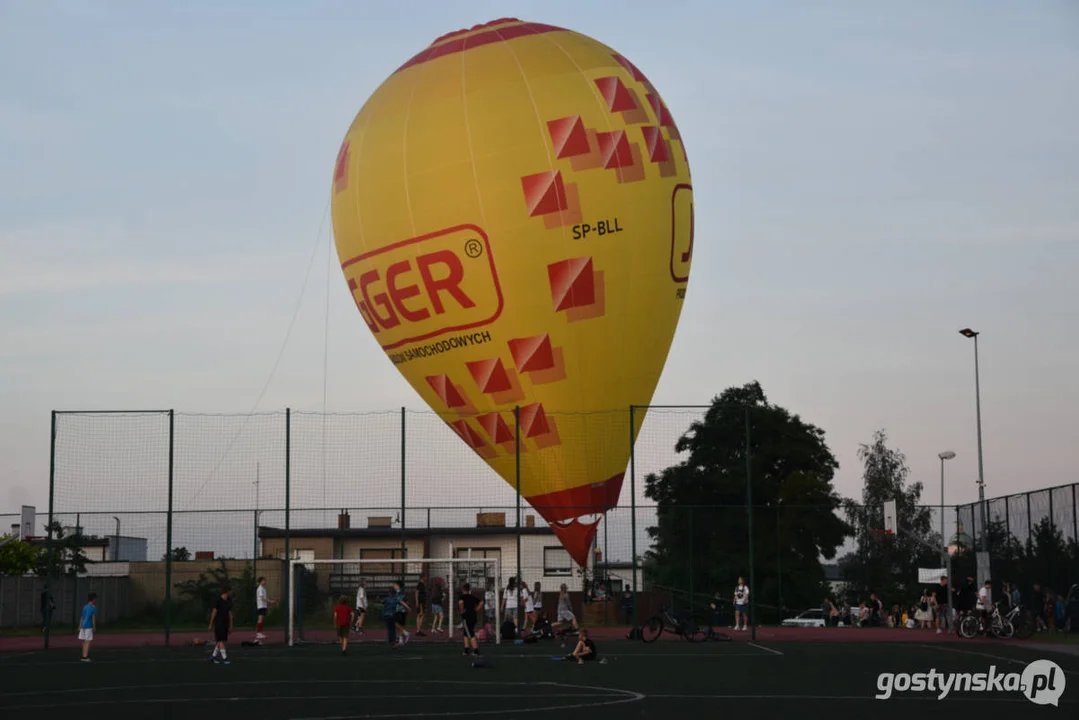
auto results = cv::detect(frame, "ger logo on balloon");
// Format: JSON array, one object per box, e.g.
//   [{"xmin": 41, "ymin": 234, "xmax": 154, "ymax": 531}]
[{"xmin": 331, "ymin": 18, "xmax": 694, "ymax": 566}]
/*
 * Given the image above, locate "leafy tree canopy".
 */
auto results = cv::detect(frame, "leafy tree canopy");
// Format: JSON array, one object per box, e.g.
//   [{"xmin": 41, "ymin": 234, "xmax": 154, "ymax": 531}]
[
  {"xmin": 0, "ymin": 536, "xmax": 43, "ymax": 576},
  {"xmin": 838, "ymin": 430, "xmax": 939, "ymax": 604},
  {"xmin": 643, "ymin": 382, "xmax": 850, "ymax": 619}
]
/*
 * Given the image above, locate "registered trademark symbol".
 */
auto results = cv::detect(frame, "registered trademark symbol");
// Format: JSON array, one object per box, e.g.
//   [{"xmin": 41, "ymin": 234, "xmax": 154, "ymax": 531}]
[{"xmin": 464, "ymin": 238, "xmax": 483, "ymax": 258}]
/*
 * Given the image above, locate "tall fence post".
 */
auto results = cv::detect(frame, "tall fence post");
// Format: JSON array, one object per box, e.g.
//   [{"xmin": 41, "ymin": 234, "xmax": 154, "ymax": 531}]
[
  {"xmin": 776, "ymin": 503, "xmax": 783, "ymax": 620},
  {"xmin": 400, "ymin": 407, "xmax": 406, "ymax": 564},
  {"xmin": 44, "ymin": 410, "xmax": 57, "ymax": 650},
  {"xmin": 745, "ymin": 406, "xmax": 757, "ymax": 641},
  {"xmin": 1048, "ymin": 490, "xmax": 1055, "ymax": 584},
  {"xmin": 629, "ymin": 405, "xmax": 638, "ymax": 628},
  {"xmin": 1026, "ymin": 492, "xmax": 1032, "ymax": 546},
  {"xmin": 164, "ymin": 409, "xmax": 175, "ymax": 646},
  {"xmin": 514, "ymin": 405, "xmax": 522, "ymax": 629},
  {"xmin": 688, "ymin": 507, "xmax": 694, "ymax": 617},
  {"xmin": 284, "ymin": 408, "xmax": 291, "ymax": 620},
  {"xmin": 1072, "ymin": 485, "xmax": 1077, "ymax": 545}
]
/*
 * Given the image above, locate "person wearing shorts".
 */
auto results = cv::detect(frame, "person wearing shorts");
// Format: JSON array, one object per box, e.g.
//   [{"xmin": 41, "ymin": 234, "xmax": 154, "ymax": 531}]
[
  {"xmin": 567, "ymin": 629, "xmax": 597, "ymax": 664},
  {"xmin": 255, "ymin": 577, "xmax": 273, "ymax": 641},
  {"xmin": 429, "ymin": 579, "xmax": 445, "ymax": 633},
  {"xmin": 554, "ymin": 583, "xmax": 578, "ymax": 633},
  {"xmin": 333, "ymin": 595, "xmax": 353, "ymax": 655},
  {"xmin": 208, "ymin": 585, "xmax": 233, "ymax": 664},
  {"xmin": 78, "ymin": 593, "xmax": 97, "ymax": 662},
  {"xmin": 458, "ymin": 582, "xmax": 482, "ymax": 657},
  {"xmin": 733, "ymin": 577, "xmax": 750, "ymax": 631}
]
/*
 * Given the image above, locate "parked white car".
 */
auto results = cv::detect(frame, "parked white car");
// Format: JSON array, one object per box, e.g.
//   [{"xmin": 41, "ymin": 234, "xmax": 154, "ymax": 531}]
[{"xmin": 781, "ymin": 608, "xmax": 846, "ymax": 627}]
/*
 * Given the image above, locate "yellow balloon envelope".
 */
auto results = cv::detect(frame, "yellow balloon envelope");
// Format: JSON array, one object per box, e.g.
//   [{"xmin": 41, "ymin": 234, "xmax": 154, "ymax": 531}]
[{"xmin": 331, "ymin": 18, "xmax": 693, "ymax": 566}]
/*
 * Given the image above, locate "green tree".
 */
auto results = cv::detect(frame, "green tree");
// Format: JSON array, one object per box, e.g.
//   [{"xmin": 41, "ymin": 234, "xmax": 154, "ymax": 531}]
[
  {"xmin": 174, "ymin": 560, "xmax": 258, "ymax": 626},
  {"xmin": 0, "ymin": 535, "xmax": 43, "ymax": 575},
  {"xmin": 1024, "ymin": 518, "xmax": 1072, "ymax": 594},
  {"xmin": 163, "ymin": 547, "xmax": 191, "ymax": 562},
  {"xmin": 37, "ymin": 521, "xmax": 94, "ymax": 576},
  {"xmin": 643, "ymin": 382, "xmax": 850, "ymax": 620},
  {"xmin": 838, "ymin": 430, "xmax": 938, "ymax": 605}
]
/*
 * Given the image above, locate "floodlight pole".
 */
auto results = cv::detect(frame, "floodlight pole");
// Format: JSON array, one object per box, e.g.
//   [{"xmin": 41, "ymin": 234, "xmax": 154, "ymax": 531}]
[{"xmin": 960, "ymin": 329, "xmax": 989, "ymax": 553}]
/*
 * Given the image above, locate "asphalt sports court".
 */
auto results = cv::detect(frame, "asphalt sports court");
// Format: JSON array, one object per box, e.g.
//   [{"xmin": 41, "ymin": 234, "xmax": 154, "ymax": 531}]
[{"xmin": 1, "ymin": 638, "xmax": 1075, "ymax": 719}]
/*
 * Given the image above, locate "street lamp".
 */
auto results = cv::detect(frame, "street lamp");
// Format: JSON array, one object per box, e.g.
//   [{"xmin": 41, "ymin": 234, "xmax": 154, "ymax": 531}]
[
  {"xmin": 959, "ymin": 328, "xmax": 988, "ymax": 553},
  {"xmin": 937, "ymin": 451, "xmax": 955, "ymax": 561}
]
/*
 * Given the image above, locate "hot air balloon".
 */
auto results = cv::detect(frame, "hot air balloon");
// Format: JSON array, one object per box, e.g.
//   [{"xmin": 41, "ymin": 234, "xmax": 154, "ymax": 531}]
[{"xmin": 331, "ymin": 18, "xmax": 693, "ymax": 567}]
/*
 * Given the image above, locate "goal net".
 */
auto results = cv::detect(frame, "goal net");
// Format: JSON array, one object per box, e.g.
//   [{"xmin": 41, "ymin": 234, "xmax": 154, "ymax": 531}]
[{"xmin": 287, "ymin": 556, "xmax": 502, "ymax": 646}]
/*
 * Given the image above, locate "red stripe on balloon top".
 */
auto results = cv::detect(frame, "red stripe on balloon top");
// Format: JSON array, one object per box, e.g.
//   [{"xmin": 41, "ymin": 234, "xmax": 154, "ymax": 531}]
[{"xmin": 395, "ymin": 19, "xmax": 568, "ymax": 74}]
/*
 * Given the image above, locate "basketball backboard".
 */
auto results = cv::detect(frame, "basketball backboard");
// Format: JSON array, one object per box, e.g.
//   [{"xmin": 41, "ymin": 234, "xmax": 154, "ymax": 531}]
[{"xmin": 883, "ymin": 500, "xmax": 897, "ymax": 535}]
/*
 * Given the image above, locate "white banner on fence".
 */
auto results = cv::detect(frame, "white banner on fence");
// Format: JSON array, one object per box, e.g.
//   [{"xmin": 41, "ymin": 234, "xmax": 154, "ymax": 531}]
[{"xmin": 918, "ymin": 568, "xmax": 946, "ymax": 584}]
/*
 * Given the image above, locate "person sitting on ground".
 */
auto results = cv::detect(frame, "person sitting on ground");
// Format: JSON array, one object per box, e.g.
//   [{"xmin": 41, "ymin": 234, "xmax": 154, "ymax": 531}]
[{"xmin": 566, "ymin": 628, "xmax": 597, "ymax": 664}]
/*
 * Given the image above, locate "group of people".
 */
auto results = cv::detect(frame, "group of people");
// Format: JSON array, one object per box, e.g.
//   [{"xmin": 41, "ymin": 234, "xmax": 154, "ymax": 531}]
[
  {"xmin": 332, "ymin": 576, "xmax": 595, "ymax": 663},
  {"xmin": 74, "ymin": 573, "xmax": 600, "ymax": 665},
  {"xmin": 827, "ymin": 576, "xmax": 1076, "ymax": 634}
]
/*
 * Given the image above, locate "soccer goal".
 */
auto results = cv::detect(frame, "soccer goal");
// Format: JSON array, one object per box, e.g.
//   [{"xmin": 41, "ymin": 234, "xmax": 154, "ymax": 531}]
[{"xmin": 287, "ymin": 556, "xmax": 502, "ymax": 647}]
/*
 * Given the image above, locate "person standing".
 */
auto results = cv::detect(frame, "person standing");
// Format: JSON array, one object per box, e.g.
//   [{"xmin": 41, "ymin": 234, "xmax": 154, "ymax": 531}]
[
  {"xmin": 333, "ymin": 595, "xmax": 354, "ymax": 655},
  {"xmin": 414, "ymin": 576, "xmax": 428, "ymax": 636},
  {"xmin": 933, "ymin": 575, "xmax": 950, "ymax": 634},
  {"xmin": 622, "ymin": 586, "xmax": 635, "ymax": 626},
  {"xmin": 353, "ymin": 579, "xmax": 368, "ymax": 634},
  {"xmin": 78, "ymin": 593, "xmax": 97, "ymax": 663},
  {"xmin": 429, "ymin": 578, "xmax": 445, "ymax": 634},
  {"xmin": 502, "ymin": 577, "xmax": 518, "ymax": 628},
  {"xmin": 382, "ymin": 583, "xmax": 401, "ymax": 648},
  {"xmin": 208, "ymin": 585, "xmax": 234, "ymax": 664},
  {"xmin": 41, "ymin": 588, "xmax": 55, "ymax": 634},
  {"xmin": 733, "ymin": 577, "xmax": 750, "ymax": 631},
  {"xmin": 255, "ymin": 577, "xmax": 274, "ymax": 641},
  {"xmin": 458, "ymin": 582, "xmax": 483, "ymax": 657}
]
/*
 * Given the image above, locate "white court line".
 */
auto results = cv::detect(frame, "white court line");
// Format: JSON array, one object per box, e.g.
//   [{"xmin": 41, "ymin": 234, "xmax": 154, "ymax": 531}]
[
  {"xmin": 0, "ymin": 651, "xmax": 775, "ymax": 668},
  {"xmin": 290, "ymin": 683, "xmax": 645, "ymax": 720},
  {"xmin": 747, "ymin": 642, "xmax": 784, "ymax": 656},
  {"xmin": 643, "ymin": 693, "xmax": 1041, "ymax": 703},
  {"xmin": 924, "ymin": 643, "xmax": 1079, "ymax": 676},
  {"xmin": 0, "ymin": 694, "xmax": 625, "ymax": 712}
]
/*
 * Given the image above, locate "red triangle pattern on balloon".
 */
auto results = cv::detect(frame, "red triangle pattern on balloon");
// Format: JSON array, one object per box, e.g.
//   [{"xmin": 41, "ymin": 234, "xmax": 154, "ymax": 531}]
[
  {"xmin": 425, "ymin": 374, "xmax": 467, "ymax": 408},
  {"xmin": 466, "ymin": 357, "xmax": 513, "ymax": 394},
  {"xmin": 476, "ymin": 412, "xmax": 514, "ymax": 444},
  {"xmin": 546, "ymin": 116, "xmax": 591, "ymax": 159}
]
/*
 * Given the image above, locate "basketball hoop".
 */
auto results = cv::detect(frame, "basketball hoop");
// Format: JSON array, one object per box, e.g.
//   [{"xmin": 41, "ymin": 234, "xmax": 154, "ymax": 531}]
[{"xmin": 870, "ymin": 528, "xmax": 893, "ymax": 543}]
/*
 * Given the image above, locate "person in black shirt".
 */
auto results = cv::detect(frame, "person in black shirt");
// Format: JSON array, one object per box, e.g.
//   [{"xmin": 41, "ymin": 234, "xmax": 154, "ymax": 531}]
[
  {"xmin": 955, "ymin": 575, "xmax": 977, "ymax": 629},
  {"xmin": 933, "ymin": 576, "xmax": 950, "ymax": 634},
  {"xmin": 567, "ymin": 629, "xmax": 597, "ymax": 664},
  {"xmin": 208, "ymin": 585, "xmax": 234, "ymax": 664},
  {"xmin": 415, "ymin": 577, "xmax": 428, "ymax": 636},
  {"xmin": 458, "ymin": 582, "xmax": 483, "ymax": 657}
]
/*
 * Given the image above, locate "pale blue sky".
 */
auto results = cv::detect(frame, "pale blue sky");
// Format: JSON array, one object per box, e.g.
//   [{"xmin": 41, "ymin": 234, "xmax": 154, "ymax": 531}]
[{"xmin": 1, "ymin": 0, "xmax": 1077, "ymax": 530}]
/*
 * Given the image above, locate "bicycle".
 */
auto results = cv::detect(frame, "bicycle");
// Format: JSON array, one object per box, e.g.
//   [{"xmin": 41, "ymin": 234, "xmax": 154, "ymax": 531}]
[
  {"xmin": 1004, "ymin": 603, "xmax": 1036, "ymax": 639},
  {"xmin": 640, "ymin": 605, "xmax": 706, "ymax": 642},
  {"xmin": 958, "ymin": 602, "xmax": 1016, "ymax": 639}
]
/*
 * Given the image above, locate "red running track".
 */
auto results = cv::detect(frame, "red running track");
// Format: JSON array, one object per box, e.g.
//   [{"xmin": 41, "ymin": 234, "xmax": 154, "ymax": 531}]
[{"xmin": 0, "ymin": 625, "xmax": 1006, "ymax": 653}]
